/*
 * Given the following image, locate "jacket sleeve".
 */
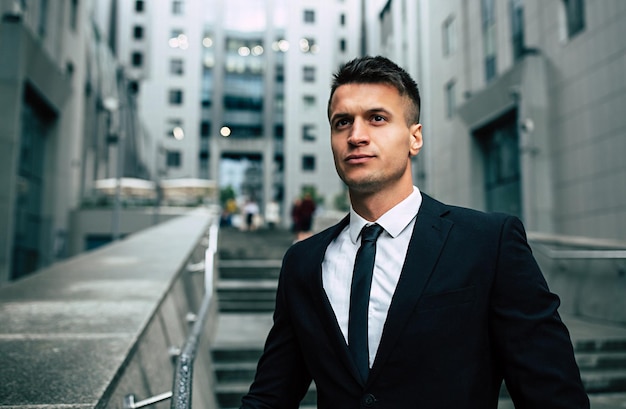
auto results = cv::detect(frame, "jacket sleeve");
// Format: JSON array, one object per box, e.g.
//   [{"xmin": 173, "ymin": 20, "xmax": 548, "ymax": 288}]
[
  {"xmin": 490, "ymin": 215, "xmax": 589, "ymax": 409},
  {"xmin": 240, "ymin": 248, "xmax": 312, "ymax": 409}
]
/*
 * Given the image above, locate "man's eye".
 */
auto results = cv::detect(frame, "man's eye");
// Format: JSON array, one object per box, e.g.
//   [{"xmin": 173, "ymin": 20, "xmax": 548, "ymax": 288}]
[
  {"xmin": 335, "ymin": 119, "xmax": 351, "ymax": 128},
  {"xmin": 372, "ymin": 115, "xmax": 386, "ymax": 122}
]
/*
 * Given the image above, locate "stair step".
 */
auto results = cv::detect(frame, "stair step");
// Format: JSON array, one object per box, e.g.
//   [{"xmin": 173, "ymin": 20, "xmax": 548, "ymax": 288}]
[
  {"xmin": 581, "ymin": 368, "xmax": 626, "ymax": 393},
  {"xmin": 213, "ymin": 347, "xmax": 263, "ymax": 363},
  {"xmin": 217, "ymin": 280, "xmax": 278, "ymax": 313},
  {"xmin": 221, "ymin": 407, "xmax": 317, "ymax": 409},
  {"xmin": 220, "ymin": 260, "xmax": 283, "ymax": 268},
  {"xmin": 215, "ymin": 381, "xmax": 317, "ymax": 408},
  {"xmin": 575, "ymin": 338, "xmax": 626, "ymax": 353},
  {"xmin": 217, "ymin": 279, "xmax": 278, "ymax": 290},
  {"xmin": 220, "ymin": 269, "xmax": 281, "ymax": 280},
  {"xmin": 218, "ymin": 260, "xmax": 282, "ymax": 280},
  {"xmin": 577, "ymin": 351, "xmax": 626, "ymax": 370},
  {"xmin": 218, "ymin": 301, "xmax": 276, "ymax": 313},
  {"xmin": 214, "ymin": 361, "xmax": 258, "ymax": 382},
  {"xmin": 217, "ymin": 291, "xmax": 276, "ymax": 300}
]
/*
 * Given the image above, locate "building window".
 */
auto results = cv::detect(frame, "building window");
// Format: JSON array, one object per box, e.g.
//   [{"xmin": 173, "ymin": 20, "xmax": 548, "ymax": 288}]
[
  {"xmin": 69, "ymin": 0, "xmax": 78, "ymax": 31},
  {"xmin": 128, "ymin": 80, "xmax": 139, "ymax": 94},
  {"xmin": 481, "ymin": 0, "xmax": 497, "ymax": 82},
  {"xmin": 222, "ymin": 124, "xmax": 262, "ymax": 138},
  {"xmin": 172, "ymin": 0, "xmax": 184, "ymax": 15},
  {"xmin": 340, "ymin": 13, "xmax": 346, "ymax": 26},
  {"xmin": 510, "ymin": 0, "xmax": 525, "ymax": 61},
  {"xmin": 275, "ymin": 64, "xmax": 284, "ymax": 82},
  {"xmin": 274, "ymin": 125, "xmax": 284, "ymax": 139},
  {"xmin": 562, "ymin": 0, "xmax": 585, "ymax": 39},
  {"xmin": 199, "ymin": 151, "xmax": 209, "ymax": 170},
  {"xmin": 135, "ymin": 0, "xmax": 145, "ymax": 12},
  {"xmin": 170, "ymin": 58, "xmax": 184, "ymax": 75},
  {"xmin": 168, "ymin": 89, "xmax": 184, "ymax": 105},
  {"xmin": 275, "ymin": 93, "xmax": 284, "ymax": 112},
  {"xmin": 200, "ymin": 121, "xmax": 210, "ymax": 137},
  {"xmin": 224, "ymin": 95, "xmax": 263, "ymax": 112},
  {"xmin": 166, "ymin": 150, "xmax": 182, "ymax": 168},
  {"xmin": 302, "ymin": 155, "xmax": 316, "ymax": 171},
  {"xmin": 302, "ymin": 124, "xmax": 316, "ymax": 141},
  {"xmin": 303, "ymin": 66, "xmax": 315, "ymax": 82},
  {"xmin": 339, "ymin": 38, "xmax": 346, "ymax": 52},
  {"xmin": 303, "ymin": 95, "xmax": 316, "ymax": 108},
  {"xmin": 304, "ymin": 9, "xmax": 315, "ymax": 23},
  {"xmin": 131, "ymin": 51, "xmax": 143, "ymax": 67},
  {"xmin": 442, "ymin": 15, "xmax": 457, "ymax": 57},
  {"xmin": 445, "ymin": 80, "xmax": 456, "ymax": 118},
  {"xmin": 133, "ymin": 25, "xmax": 144, "ymax": 40}
]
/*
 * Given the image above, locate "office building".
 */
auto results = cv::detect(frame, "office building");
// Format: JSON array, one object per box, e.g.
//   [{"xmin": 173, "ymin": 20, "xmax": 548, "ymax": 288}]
[{"xmin": 368, "ymin": 0, "xmax": 626, "ymax": 241}]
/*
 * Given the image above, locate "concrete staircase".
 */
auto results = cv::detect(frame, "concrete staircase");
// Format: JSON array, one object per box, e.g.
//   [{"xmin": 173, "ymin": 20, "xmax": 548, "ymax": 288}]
[
  {"xmin": 576, "ymin": 338, "xmax": 626, "ymax": 395},
  {"xmin": 217, "ymin": 259, "xmax": 279, "ymax": 313},
  {"xmin": 213, "ymin": 227, "xmax": 306, "ymax": 408},
  {"xmin": 216, "ymin": 227, "xmax": 289, "ymax": 314},
  {"xmin": 212, "ymin": 227, "xmax": 626, "ymax": 408}
]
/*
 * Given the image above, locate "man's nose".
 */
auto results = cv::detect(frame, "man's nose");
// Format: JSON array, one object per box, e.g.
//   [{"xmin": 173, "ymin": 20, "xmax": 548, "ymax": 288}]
[{"xmin": 347, "ymin": 118, "xmax": 370, "ymax": 145}]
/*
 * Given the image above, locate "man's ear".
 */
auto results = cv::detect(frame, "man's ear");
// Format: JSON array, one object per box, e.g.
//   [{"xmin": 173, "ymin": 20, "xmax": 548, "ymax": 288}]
[{"xmin": 409, "ymin": 123, "xmax": 423, "ymax": 157}]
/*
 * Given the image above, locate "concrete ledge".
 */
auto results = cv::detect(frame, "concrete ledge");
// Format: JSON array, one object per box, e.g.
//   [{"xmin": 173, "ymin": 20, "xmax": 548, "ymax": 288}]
[{"xmin": 0, "ymin": 207, "xmax": 220, "ymax": 408}]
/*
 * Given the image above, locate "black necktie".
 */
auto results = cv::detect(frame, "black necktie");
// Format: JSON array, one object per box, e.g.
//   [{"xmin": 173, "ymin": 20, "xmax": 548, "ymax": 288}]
[{"xmin": 348, "ymin": 223, "xmax": 384, "ymax": 382}]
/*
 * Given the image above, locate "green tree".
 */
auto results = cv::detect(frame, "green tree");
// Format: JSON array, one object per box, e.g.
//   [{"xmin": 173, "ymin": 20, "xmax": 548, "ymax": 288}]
[{"xmin": 220, "ymin": 185, "xmax": 236, "ymax": 207}]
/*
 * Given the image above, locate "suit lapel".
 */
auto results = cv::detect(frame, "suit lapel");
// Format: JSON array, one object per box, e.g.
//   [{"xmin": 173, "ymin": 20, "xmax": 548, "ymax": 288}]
[
  {"xmin": 305, "ymin": 216, "xmax": 367, "ymax": 384},
  {"xmin": 368, "ymin": 195, "xmax": 453, "ymax": 384}
]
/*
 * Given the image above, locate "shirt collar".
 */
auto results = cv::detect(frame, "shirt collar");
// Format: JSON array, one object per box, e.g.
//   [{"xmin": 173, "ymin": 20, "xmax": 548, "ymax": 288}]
[{"xmin": 349, "ymin": 186, "xmax": 422, "ymax": 243}]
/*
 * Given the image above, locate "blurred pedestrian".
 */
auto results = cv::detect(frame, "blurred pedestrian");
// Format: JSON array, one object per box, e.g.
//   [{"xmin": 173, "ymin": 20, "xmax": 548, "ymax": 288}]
[
  {"xmin": 221, "ymin": 197, "xmax": 238, "ymax": 227},
  {"xmin": 265, "ymin": 200, "xmax": 280, "ymax": 230},
  {"xmin": 295, "ymin": 192, "xmax": 316, "ymax": 241},
  {"xmin": 243, "ymin": 198, "xmax": 259, "ymax": 231},
  {"xmin": 290, "ymin": 198, "xmax": 302, "ymax": 239}
]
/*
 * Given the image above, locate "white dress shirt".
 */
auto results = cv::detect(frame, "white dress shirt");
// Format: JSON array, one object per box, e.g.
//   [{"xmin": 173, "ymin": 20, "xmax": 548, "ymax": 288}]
[{"xmin": 322, "ymin": 186, "xmax": 422, "ymax": 368}]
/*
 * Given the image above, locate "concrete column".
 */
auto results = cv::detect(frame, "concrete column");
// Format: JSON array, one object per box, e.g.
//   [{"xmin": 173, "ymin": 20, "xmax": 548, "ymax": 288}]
[{"xmin": 518, "ymin": 55, "xmax": 555, "ymax": 233}]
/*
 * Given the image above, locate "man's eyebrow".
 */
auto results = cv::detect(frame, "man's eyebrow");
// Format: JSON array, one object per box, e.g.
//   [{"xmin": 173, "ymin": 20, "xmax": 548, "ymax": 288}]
[{"xmin": 330, "ymin": 112, "xmax": 351, "ymax": 124}]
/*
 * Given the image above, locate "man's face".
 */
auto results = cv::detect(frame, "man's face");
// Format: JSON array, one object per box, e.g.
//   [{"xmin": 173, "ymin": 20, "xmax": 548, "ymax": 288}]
[{"xmin": 329, "ymin": 83, "xmax": 423, "ymax": 196}]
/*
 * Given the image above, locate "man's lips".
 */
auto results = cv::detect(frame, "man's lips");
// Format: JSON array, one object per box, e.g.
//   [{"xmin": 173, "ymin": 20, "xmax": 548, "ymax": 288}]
[{"xmin": 345, "ymin": 154, "xmax": 375, "ymax": 164}]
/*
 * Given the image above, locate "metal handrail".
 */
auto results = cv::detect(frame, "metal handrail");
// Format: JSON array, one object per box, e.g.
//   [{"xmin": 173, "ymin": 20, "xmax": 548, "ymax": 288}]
[
  {"xmin": 528, "ymin": 232, "xmax": 626, "ymax": 261},
  {"xmin": 123, "ymin": 221, "xmax": 219, "ymax": 409},
  {"xmin": 171, "ymin": 221, "xmax": 219, "ymax": 409},
  {"xmin": 533, "ymin": 247, "xmax": 626, "ymax": 260}
]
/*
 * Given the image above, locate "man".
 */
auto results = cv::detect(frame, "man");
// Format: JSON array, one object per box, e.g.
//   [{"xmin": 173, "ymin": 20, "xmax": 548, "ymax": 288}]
[{"xmin": 240, "ymin": 56, "xmax": 589, "ymax": 408}]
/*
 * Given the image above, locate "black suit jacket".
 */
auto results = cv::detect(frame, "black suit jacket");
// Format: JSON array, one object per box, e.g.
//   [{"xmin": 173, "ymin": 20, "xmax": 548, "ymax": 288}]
[{"xmin": 241, "ymin": 194, "xmax": 589, "ymax": 408}]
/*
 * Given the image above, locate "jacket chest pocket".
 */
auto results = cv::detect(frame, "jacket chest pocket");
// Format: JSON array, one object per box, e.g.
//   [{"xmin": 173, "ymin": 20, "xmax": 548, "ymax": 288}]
[{"xmin": 417, "ymin": 285, "xmax": 476, "ymax": 311}]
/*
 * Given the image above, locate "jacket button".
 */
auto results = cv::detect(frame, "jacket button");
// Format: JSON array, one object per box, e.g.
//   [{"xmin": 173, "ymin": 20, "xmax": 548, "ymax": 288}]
[{"xmin": 363, "ymin": 394, "xmax": 376, "ymax": 406}]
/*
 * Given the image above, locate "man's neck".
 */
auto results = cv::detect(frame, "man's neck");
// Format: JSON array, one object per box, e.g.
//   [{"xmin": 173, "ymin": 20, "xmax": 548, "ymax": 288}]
[{"xmin": 350, "ymin": 184, "xmax": 414, "ymax": 222}]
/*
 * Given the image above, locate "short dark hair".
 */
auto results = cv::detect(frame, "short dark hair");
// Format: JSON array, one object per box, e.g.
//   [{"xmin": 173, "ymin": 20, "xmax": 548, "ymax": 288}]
[{"xmin": 328, "ymin": 56, "xmax": 421, "ymax": 124}]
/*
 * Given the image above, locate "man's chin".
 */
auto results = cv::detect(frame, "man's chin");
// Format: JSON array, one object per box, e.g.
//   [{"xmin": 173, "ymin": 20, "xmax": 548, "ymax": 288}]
[{"xmin": 345, "ymin": 179, "xmax": 381, "ymax": 195}]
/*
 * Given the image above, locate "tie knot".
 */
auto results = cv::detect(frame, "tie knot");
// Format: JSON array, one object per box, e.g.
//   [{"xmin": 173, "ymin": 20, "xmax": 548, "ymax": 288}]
[{"xmin": 361, "ymin": 223, "xmax": 384, "ymax": 243}]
